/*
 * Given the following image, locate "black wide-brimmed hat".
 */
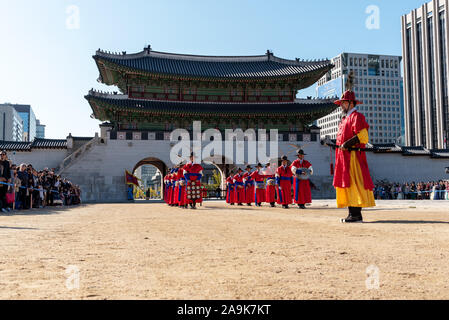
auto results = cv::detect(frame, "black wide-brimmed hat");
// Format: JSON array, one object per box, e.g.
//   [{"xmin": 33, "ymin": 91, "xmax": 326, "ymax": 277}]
[
  {"xmin": 281, "ymin": 155, "xmax": 288, "ymax": 161},
  {"xmin": 246, "ymin": 165, "xmax": 252, "ymax": 170},
  {"xmin": 296, "ymin": 149, "xmax": 307, "ymax": 156},
  {"xmin": 256, "ymin": 163, "xmax": 263, "ymax": 167}
]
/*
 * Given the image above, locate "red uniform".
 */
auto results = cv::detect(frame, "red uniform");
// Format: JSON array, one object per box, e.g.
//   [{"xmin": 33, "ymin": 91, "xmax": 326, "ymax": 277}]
[
  {"xmin": 182, "ymin": 162, "xmax": 204, "ymax": 205},
  {"xmin": 264, "ymin": 167, "xmax": 276, "ymax": 204},
  {"xmin": 243, "ymin": 171, "xmax": 255, "ymax": 204},
  {"xmin": 176, "ymin": 169, "xmax": 187, "ymax": 206},
  {"xmin": 251, "ymin": 170, "xmax": 266, "ymax": 204},
  {"xmin": 334, "ymin": 110, "xmax": 374, "ymax": 190},
  {"xmin": 171, "ymin": 170, "xmax": 179, "ymax": 205},
  {"xmin": 226, "ymin": 176, "xmax": 235, "ymax": 204},
  {"xmin": 233, "ymin": 173, "xmax": 246, "ymax": 204},
  {"xmin": 291, "ymin": 159, "xmax": 313, "ymax": 205},
  {"xmin": 276, "ymin": 165, "xmax": 293, "ymax": 205},
  {"xmin": 173, "ymin": 169, "xmax": 180, "ymax": 206}
]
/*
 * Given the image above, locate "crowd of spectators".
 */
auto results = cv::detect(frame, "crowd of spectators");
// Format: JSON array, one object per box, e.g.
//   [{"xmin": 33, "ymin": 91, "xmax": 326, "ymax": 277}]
[
  {"xmin": 374, "ymin": 180, "xmax": 449, "ymax": 200},
  {"xmin": 0, "ymin": 150, "xmax": 81, "ymax": 213}
]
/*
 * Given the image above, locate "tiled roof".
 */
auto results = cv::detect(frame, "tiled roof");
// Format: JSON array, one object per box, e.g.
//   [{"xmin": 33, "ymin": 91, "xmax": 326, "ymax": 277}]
[
  {"xmin": 0, "ymin": 141, "xmax": 32, "ymax": 151},
  {"xmin": 0, "ymin": 139, "xmax": 67, "ymax": 151},
  {"xmin": 401, "ymin": 146, "xmax": 432, "ymax": 156},
  {"xmin": 368, "ymin": 143, "xmax": 403, "ymax": 153},
  {"xmin": 94, "ymin": 48, "xmax": 333, "ymax": 80},
  {"xmin": 31, "ymin": 138, "xmax": 67, "ymax": 149},
  {"xmin": 85, "ymin": 91, "xmax": 337, "ymax": 117},
  {"xmin": 430, "ymin": 149, "xmax": 449, "ymax": 159}
]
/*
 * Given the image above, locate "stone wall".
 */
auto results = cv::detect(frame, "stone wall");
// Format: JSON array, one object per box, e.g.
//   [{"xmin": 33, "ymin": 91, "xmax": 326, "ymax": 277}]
[
  {"xmin": 7, "ymin": 136, "xmax": 448, "ymax": 203},
  {"xmin": 8, "ymin": 149, "xmax": 68, "ymax": 171}
]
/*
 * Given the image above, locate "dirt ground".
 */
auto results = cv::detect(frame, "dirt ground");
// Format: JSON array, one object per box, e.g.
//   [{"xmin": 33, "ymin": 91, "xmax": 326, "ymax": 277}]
[{"xmin": 0, "ymin": 200, "xmax": 448, "ymax": 300}]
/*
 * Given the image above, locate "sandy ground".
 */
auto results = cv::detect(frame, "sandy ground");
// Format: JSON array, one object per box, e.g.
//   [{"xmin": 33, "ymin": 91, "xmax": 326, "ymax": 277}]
[{"xmin": 0, "ymin": 200, "xmax": 449, "ymax": 300}]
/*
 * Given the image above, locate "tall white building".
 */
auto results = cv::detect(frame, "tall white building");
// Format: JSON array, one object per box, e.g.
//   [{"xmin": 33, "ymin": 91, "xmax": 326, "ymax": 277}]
[
  {"xmin": 316, "ymin": 53, "xmax": 404, "ymax": 145},
  {"xmin": 402, "ymin": 0, "xmax": 449, "ymax": 149},
  {"xmin": 0, "ymin": 104, "xmax": 24, "ymax": 141}
]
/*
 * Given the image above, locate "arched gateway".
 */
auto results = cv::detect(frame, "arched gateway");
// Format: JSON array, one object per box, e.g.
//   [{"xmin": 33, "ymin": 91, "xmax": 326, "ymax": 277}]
[{"xmin": 60, "ymin": 45, "xmax": 339, "ymax": 202}]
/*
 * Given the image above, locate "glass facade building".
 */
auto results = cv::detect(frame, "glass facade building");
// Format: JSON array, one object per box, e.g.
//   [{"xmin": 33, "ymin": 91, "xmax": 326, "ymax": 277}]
[{"xmin": 12, "ymin": 104, "xmax": 36, "ymax": 142}]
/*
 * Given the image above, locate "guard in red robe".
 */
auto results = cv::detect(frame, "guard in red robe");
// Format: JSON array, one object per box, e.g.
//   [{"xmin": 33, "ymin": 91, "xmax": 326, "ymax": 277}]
[
  {"xmin": 243, "ymin": 165, "xmax": 255, "ymax": 206},
  {"xmin": 176, "ymin": 164, "xmax": 187, "ymax": 208},
  {"xmin": 264, "ymin": 162, "xmax": 276, "ymax": 207},
  {"xmin": 182, "ymin": 153, "xmax": 204, "ymax": 209},
  {"xmin": 333, "ymin": 89, "xmax": 375, "ymax": 223},
  {"xmin": 172, "ymin": 167, "xmax": 180, "ymax": 207},
  {"xmin": 233, "ymin": 168, "xmax": 246, "ymax": 206},
  {"xmin": 226, "ymin": 170, "xmax": 236, "ymax": 205},
  {"xmin": 251, "ymin": 163, "xmax": 266, "ymax": 207},
  {"xmin": 276, "ymin": 155, "xmax": 293, "ymax": 209},
  {"xmin": 291, "ymin": 149, "xmax": 313, "ymax": 209},
  {"xmin": 167, "ymin": 170, "xmax": 174, "ymax": 206}
]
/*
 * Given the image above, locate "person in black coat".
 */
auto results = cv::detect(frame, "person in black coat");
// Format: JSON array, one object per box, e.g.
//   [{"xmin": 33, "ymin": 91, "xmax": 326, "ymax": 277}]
[
  {"xmin": 17, "ymin": 164, "xmax": 29, "ymax": 209},
  {"xmin": 0, "ymin": 151, "xmax": 12, "ymax": 212}
]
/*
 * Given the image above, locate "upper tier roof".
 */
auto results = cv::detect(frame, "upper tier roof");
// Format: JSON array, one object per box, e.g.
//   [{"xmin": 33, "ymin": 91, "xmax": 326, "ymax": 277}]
[{"xmin": 94, "ymin": 46, "xmax": 333, "ymax": 81}]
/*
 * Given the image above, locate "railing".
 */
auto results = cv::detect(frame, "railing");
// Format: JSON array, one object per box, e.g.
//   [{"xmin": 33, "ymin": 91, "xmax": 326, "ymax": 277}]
[{"xmin": 55, "ymin": 137, "xmax": 99, "ymax": 175}]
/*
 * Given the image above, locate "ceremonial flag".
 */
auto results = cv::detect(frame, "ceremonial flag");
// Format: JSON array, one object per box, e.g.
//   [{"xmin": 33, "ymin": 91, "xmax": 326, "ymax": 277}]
[{"xmin": 125, "ymin": 170, "xmax": 139, "ymax": 186}]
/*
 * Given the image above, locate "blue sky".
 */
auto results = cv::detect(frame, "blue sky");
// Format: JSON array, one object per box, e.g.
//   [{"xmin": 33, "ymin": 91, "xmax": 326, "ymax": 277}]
[{"xmin": 0, "ymin": 0, "xmax": 426, "ymax": 138}]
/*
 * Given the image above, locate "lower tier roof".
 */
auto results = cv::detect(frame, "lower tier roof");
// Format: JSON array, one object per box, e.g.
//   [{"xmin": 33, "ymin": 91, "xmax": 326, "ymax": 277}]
[{"xmin": 85, "ymin": 91, "xmax": 338, "ymax": 119}]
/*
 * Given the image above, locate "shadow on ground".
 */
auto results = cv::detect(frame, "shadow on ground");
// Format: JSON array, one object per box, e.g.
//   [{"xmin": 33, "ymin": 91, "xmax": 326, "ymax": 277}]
[
  {"xmin": 0, "ymin": 226, "xmax": 39, "ymax": 230},
  {"xmin": 365, "ymin": 220, "xmax": 449, "ymax": 224},
  {"xmin": 0, "ymin": 205, "xmax": 89, "ymax": 217}
]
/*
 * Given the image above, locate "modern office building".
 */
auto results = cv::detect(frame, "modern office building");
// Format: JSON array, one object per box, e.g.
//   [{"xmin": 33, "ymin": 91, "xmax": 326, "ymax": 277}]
[
  {"xmin": 402, "ymin": 0, "xmax": 449, "ymax": 149},
  {"xmin": 0, "ymin": 104, "xmax": 24, "ymax": 141},
  {"xmin": 316, "ymin": 53, "xmax": 404, "ymax": 144},
  {"xmin": 9, "ymin": 104, "xmax": 37, "ymax": 142},
  {"xmin": 36, "ymin": 119, "xmax": 46, "ymax": 139}
]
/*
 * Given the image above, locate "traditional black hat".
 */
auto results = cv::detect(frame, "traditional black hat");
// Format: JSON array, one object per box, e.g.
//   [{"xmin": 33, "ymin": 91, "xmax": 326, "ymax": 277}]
[
  {"xmin": 296, "ymin": 149, "xmax": 307, "ymax": 156},
  {"xmin": 256, "ymin": 163, "xmax": 263, "ymax": 167},
  {"xmin": 281, "ymin": 155, "xmax": 288, "ymax": 161},
  {"xmin": 246, "ymin": 165, "xmax": 252, "ymax": 170},
  {"xmin": 237, "ymin": 168, "xmax": 243, "ymax": 172}
]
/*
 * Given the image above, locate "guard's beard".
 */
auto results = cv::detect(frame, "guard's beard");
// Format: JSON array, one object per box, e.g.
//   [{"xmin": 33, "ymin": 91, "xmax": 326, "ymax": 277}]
[{"xmin": 341, "ymin": 108, "xmax": 348, "ymax": 116}]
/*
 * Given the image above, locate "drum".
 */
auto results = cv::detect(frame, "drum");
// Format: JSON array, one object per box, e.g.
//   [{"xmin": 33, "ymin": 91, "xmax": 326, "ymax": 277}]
[
  {"xmin": 295, "ymin": 168, "xmax": 312, "ymax": 180},
  {"xmin": 186, "ymin": 181, "xmax": 201, "ymax": 200},
  {"xmin": 267, "ymin": 179, "xmax": 275, "ymax": 186},
  {"xmin": 256, "ymin": 182, "xmax": 265, "ymax": 189}
]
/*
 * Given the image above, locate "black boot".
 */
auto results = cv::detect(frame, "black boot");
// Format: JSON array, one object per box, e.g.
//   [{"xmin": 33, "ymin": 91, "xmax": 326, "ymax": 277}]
[
  {"xmin": 341, "ymin": 207, "xmax": 363, "ymax": 223},
  {"xmin": 247, "ymin": 203, "xmax": 252, "ymax": 206},
  {"xmin": 298, "ymin": 204, "xmax": 306, "ymax": 209},
  {"xmin": 270, "ymin": 203, "xmax": 275, "ymax": 208}
]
